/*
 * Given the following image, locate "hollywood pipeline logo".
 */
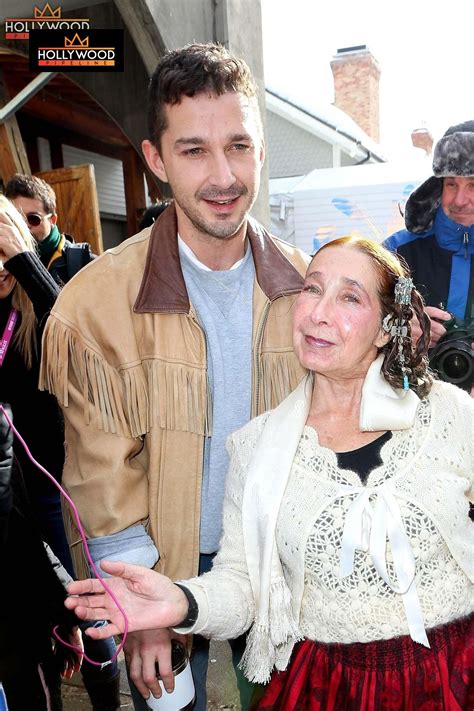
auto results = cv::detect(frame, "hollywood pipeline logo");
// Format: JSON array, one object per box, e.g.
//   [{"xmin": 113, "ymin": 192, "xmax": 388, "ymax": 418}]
[
  {"xmin": 4, "ymin": 3, "xmax": 90, "ymax": 40},
  {"xmin": 29, "ymin": 30, "xmax": 124, "ymax": 71}
]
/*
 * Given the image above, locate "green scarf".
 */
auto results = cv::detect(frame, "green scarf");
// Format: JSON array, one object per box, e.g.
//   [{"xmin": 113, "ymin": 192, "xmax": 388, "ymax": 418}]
[{"xmin": 38, "ymin": 224, "xmax": 61, "ymax": 259}]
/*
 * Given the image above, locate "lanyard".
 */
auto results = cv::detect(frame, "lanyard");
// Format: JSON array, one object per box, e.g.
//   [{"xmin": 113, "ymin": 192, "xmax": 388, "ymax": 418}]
[{"xmin": 0, "ymin": 308, "xmax": 18, "ymax": 366}]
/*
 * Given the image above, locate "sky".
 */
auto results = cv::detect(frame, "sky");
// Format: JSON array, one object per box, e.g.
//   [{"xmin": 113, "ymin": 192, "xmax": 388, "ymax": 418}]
[{"xmin": 261, "ymin": 0, "xmax": 473, "ymax": 158}]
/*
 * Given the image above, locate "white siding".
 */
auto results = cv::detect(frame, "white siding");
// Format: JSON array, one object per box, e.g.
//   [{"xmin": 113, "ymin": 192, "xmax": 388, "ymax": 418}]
[
  {"xmin": 62, "ymin": 145, "xmax": 126, "ymax": 217},
  {"xmin": 267, "ymin": 110, "xmax": 333, "ymax": 178},
  {"xmin": 293, "ymin": 182, "xmax": 412, "ymax": 254},
  {"xmin": 37, "ymin": 137, "xmax": 52, "ymax": 171}
]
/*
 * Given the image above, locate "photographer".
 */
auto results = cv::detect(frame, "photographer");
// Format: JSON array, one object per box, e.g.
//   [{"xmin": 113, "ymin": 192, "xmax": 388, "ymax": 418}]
[{"xmin": 384, "ymin": 120, "xmax": 474, "ymax": 395}]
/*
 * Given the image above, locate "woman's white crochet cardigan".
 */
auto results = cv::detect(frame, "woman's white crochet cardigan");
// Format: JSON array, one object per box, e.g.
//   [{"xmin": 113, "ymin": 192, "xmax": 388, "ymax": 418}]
[{"xmin": 177, "ymin": 377, "xmax": 473, "ymax": 683}]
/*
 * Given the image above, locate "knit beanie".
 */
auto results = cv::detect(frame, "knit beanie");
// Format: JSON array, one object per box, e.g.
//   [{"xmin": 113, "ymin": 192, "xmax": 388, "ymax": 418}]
[{"xmin": 405, "ymin": 120, "xmax": 474, "ymax": 233}]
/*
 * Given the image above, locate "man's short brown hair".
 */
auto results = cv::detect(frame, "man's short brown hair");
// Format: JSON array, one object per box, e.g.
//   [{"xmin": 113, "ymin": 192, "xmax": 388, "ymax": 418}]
[
  {"xmin": 148, "ymin": 43, "xmax": 260, "ymax": 149},
  {"xmin": 4, "ymin": 174, "xmax": 56, "ymax": 215}
]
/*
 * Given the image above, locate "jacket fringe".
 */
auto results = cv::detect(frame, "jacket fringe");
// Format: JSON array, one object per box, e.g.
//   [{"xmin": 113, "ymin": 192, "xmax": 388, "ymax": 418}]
[
  {"xmin": 143, "ymin": 359, "xmax": 210, "ymax": 436},
  {"xmin": 259, "ymin": 351, "xmax": 306, "ymax": 412},
  {"xmin": 40, "ymin": 316, "xmax": 210, "ymax": 438}
]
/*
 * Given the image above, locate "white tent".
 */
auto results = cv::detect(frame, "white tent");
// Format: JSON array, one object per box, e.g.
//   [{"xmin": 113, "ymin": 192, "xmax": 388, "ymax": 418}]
[{"xmin": 269, "ymin": 160, "xmax": 432, "ymax": 254}]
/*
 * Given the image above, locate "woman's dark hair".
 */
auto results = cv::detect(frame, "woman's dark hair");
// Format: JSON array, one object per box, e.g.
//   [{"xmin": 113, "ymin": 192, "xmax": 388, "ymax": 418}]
[
  {"xmin": 315, "ymin": 236, "xmax": 433, "ymax": 397},
  {"xmin": 147, "ymin": 43, "xmax": 261, "ymax": 149}
]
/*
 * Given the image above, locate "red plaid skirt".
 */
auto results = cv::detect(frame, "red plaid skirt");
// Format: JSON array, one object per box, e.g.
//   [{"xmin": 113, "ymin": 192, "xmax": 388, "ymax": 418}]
[{"xmin": 253, "ymin": 615, "xmax": 474, "ymax": 710}]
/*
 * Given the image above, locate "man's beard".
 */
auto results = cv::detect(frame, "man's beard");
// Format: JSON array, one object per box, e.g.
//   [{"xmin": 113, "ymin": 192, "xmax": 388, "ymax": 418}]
[{"xmin": 173, "ymin": 184, "xmax": 256, "ymax": 240}]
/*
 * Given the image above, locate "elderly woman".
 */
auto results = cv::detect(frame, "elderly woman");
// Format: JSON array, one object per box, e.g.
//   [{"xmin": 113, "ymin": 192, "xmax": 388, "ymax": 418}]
[{"xmin": 66, "ymin": 237, "xmax": 473, "ymax": 710}]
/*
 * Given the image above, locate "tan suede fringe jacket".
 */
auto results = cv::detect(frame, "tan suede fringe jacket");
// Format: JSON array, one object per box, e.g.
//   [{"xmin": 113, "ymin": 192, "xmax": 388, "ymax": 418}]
[{"xmin": 40, "ymin": 205, "xmax": 309, "ymax": 582}]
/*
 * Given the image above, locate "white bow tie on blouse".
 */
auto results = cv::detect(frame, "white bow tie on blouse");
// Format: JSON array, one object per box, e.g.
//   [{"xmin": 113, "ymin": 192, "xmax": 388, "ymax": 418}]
[{"xmin": 339, "ymin": 354, "xmax": 429, "ymax": 647}]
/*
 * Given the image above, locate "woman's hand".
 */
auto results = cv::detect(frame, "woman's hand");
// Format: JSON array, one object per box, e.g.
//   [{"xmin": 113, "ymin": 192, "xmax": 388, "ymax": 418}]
[
  {"xmin": 65, "ymin": 560, "xmax": 189, "ymax": 638},
  {"xmin": 54, "ymin": 625, "xmax": 83, "ymax": 679},
  {"xmin": 0, "ymin": 212, "xmax": 28, "ymax": 260}
]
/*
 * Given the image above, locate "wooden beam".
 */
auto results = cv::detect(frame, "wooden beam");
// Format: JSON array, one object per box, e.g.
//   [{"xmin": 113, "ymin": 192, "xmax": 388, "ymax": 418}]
[
  {"xmin": 17, "ymin": 113, "xmax": 127, "ymax": 160},
  {"xmin": 24, "ymin": 137, "xmax": 40, "ymax": 173},
  {"xmin": 144, "ymin": 168, "xmax": 164, "ymax": 203},
  {"xmin": 0, "ymin": 68, "xmax": 31, "ymax": 183},
  {"xmin": 123, "ymin": 147, "xmax": 146, "ymax": 237},
  {"xmin": 20, "ymin": 95, "xmax": 127, "ymax": 146},
  {"xmin": 114, "ymin": 0, "xmax": 165, "ymax": 75}
]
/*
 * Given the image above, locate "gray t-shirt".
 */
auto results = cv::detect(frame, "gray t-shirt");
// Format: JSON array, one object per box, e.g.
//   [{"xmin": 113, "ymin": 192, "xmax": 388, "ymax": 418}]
[{"xmin": 179, "ymin": 241, "xmax": 254, "ymax": 553}]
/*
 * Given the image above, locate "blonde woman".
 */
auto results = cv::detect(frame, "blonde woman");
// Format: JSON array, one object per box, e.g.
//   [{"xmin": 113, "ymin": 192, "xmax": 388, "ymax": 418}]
[
  {"xmin": 0, "ymin": 197, "xmax": 119, "ymax": 710},
  {"xmin": 0, "ymin": 196, "xmax": 82, "ymax": 709},
  {"xmin": 0, "ymin": 195, "xmax": 63, "ymax": 516}
]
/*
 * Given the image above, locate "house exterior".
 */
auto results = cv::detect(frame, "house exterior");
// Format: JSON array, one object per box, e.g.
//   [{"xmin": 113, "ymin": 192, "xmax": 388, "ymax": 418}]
[
  {"xmin": 0, "ymin": 0, "xmax": 268, "ymax": 246},
  {"xmin": 265, "ymin": 87, "xmax": 386, "ymax": 179},
  {"xmin": 265, "ymin": 45, "xmax": 389, "ymax": 181},
  {"xmin": 269, "ymin": 159, "xmax": 431, "ymax": 253}
]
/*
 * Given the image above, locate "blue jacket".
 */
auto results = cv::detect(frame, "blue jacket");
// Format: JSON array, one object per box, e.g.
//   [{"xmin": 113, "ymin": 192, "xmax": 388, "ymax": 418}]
[{"xmin": 384, "ymin": 208, "xmax": 474, "ymax": 320}]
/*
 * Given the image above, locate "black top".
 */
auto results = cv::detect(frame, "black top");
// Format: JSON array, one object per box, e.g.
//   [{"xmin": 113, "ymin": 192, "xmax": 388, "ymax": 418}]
[
  {"xmin": 0, "ymin": 406, "xmax": 76, "ymax": 675},
  {"xmin": 43, "ymin": 234, "xmax": 94, "ymax": 287},
  {"xmin": 336, "ymin": 431, "xmax": 392, "ymax": 485},
  {"xmin": 0, "ymin": 252, "xmax": 63, "ymax": 498}
]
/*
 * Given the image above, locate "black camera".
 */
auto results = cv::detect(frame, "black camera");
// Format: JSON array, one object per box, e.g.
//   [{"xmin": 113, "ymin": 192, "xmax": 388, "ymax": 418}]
[{"xmin": 429, "ymin": 315, "xmax": 474, "ymax": 391}]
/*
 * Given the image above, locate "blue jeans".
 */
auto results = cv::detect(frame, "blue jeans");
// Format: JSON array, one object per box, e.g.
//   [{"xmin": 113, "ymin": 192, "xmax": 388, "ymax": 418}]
[{"xmin": 127, "ymin": 553, "xmax": 255, "ymax": 711}]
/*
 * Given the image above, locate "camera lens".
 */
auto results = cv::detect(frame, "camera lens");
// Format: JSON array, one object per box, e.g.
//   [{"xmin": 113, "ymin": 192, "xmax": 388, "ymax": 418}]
[{"xmin": 441, "ymin": 352, "xmax": 471, "ymax": 381}]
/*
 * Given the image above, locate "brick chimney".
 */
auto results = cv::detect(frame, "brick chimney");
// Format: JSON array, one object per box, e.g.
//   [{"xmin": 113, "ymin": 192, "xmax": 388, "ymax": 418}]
[
  {"xmin": 330, "ymin": 45, "xmax": 380, "ymax": 143},
  {"xmin": 411, "ymin": 127, "xmax": 433, "ymax": 156}
]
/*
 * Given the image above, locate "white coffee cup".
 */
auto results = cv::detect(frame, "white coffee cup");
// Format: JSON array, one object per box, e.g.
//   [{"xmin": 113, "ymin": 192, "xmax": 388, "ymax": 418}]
[{"xmin": 146, "ymin": 640, "xmax": 195, "ymax": 710}]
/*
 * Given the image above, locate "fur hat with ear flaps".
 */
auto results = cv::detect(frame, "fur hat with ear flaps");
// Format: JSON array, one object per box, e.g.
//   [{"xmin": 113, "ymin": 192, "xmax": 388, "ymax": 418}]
[{"xmin": 404, "ymin": 120, "xmax": 474, "ymax": 233}]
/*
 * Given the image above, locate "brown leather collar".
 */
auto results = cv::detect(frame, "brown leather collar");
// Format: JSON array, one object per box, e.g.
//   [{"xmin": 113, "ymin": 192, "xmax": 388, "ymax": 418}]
[{"xmin": 134, "ymin": 203, "xmax": 304, "ymax": 313}]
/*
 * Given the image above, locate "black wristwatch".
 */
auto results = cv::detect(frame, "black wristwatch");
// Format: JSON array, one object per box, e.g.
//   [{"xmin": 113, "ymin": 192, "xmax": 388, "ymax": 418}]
[{"xmin": 175, "ymin": 583, "xmax": 199, "ymax": 628}]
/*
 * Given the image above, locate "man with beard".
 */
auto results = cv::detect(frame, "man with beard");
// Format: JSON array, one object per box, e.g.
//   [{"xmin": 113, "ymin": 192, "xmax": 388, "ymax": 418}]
[{"xmin": 40, "ymin": 43, "xmax": 309, "ymax": 710}]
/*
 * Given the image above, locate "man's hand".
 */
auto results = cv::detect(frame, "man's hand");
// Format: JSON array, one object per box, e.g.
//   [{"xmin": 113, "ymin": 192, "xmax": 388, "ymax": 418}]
[
  {"xmin": 0, "ymin": 212, "xmax": 28, "ymax": 260},
  {"xmin": 65, "ymin": 560, "xmax": 189, "ymax": 635},
  {"xmin": 412, "ymin": 305, "xmax": 451, "ymax": 347},
  {"xmin": 125, "ymin": 628, "xmax": 177, "ymax": 699}
]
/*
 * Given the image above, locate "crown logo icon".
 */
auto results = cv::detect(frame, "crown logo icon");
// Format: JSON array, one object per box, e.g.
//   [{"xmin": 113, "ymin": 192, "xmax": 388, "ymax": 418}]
[
  {"xmin": 34, "ymin": 3, "xmax": 62, "ymax": 18},
  {"xmin": 64, "ymin": 33, "xmax": 89, "ymax": 48}
]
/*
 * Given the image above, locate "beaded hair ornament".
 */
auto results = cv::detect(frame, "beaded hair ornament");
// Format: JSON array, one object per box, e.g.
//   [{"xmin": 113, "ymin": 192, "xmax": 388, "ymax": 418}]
[{"xmin": 382, "ymin": 276, "xmax": 414, "ymax": 391}]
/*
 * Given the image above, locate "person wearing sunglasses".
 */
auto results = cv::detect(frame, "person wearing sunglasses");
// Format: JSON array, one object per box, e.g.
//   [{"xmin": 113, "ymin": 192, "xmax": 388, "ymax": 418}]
[{"xmin": 4, "ymin": 174, "xmax": 94, "ymax": 286}]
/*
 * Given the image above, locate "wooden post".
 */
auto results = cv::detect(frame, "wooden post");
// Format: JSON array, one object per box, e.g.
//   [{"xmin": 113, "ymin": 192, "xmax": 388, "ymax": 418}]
[
  {"xmin": 123, "ymin": 147, "xmax": 146, "ymax": 237},
  {"xmin": 144, "ymin": 168, "xmax": 163, "ymax": 204},
  {"xmin": 50, "ymin": 140, "xmax": 64, "ymax": 169},
  {"xmin": 0, "ymin": 69, "xmax": 31, "ymax": 184}
]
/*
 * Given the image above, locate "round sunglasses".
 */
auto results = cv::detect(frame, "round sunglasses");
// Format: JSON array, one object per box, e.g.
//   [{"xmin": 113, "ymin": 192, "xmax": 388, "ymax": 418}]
[{"xmin": 25, "ymin": 212, "xmax": 53, "ymax": 227}]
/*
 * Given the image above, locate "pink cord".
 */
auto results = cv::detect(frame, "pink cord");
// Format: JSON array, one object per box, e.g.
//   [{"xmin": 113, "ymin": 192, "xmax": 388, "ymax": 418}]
[{"xmin": 0, "ymin": 405, "xmax": 128, "ymax": 667}]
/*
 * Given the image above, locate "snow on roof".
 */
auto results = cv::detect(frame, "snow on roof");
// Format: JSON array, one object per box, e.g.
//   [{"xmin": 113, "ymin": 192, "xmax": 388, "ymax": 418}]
[
  {"xmin": 270, "ymin": 160, "xmax": 432, "ymax": 195},
  {"xmin": 265, "ymin": 86, "xmax": 388, "ymax": 162},
  {"xmin": 268, "ymin": 175, "xmax": 306, "ymax": 195}
]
